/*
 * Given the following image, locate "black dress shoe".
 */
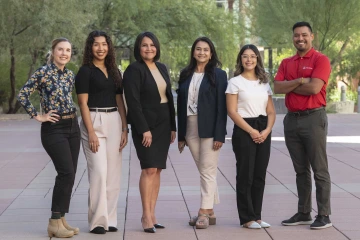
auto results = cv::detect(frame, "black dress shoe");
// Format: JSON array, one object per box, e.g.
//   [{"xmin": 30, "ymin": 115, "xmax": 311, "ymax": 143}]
[
  {"xmin": 90, "ymin": 226, "xmax": 106, "ymax": 234},
  {"xmin": 144, "ymin": 226, "xmax": 156, "ymax": 233},
  {"xmin": 154, "ymin": 223, "xmax": 165, "ymax": 229},
  {"xmin": 108, "ymin": 226, "xmax": 118, "ymax": 232}
]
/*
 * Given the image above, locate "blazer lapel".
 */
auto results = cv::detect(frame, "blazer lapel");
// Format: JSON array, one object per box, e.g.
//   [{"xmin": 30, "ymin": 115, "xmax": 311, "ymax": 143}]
[
  {"xmin": 184, "ymin": 73, "xmax": 193, "ymax": 105},
  {"xmin": 198, "ymin": 73, "xmax": 208, "ymax": 96}
]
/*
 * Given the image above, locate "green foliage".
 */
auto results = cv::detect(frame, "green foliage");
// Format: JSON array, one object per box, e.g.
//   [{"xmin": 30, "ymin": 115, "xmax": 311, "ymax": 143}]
[
  {"xmin": 327, "ymin": 87, "xmax": 358, "ymax": 104},
  {"xmin": 0, "ymin": 0, "xmax": 245, "ymax": 113},
  {"xmin": 246, "ymin": 0, "xmax": 360, "ymax": 86},
  {"xmin": 92, "ymin": 0, "xmax": 243, "ymax": 82}
]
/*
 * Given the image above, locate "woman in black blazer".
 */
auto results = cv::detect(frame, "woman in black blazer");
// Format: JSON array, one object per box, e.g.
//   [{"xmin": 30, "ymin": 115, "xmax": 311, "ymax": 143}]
[
  {"xmin": 123, "ymin": 32, "xmax": 176, "ymax": 233},
  {"xmin": 177, "ymin": 37, "xmax": 227, "ymax": 229}
]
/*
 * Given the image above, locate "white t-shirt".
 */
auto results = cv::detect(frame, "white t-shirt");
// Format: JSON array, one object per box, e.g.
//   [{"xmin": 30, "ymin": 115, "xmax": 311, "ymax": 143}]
[
  {"xmin": 187, "ymin": 72, "xmax": 204, "ymax": 116},
  {"xmin": 225, "ymin": 75, "xmax": 273, "ymax": 118}
]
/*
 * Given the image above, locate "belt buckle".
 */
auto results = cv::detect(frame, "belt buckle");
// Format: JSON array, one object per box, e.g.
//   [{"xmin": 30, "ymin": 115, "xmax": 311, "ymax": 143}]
[{"xmin": 294, "ymin": 112, "xmax": 301, "ymax": 117}]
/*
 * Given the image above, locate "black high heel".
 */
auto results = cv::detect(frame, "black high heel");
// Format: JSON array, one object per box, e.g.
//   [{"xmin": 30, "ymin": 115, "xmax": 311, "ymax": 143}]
[
  {"xmin": 144, "ymin": 227, "xmax": 156, "ymax": 233},
  {"xmin": 154, "ymin": 223, "xmax": 165, "ymax": 229},
  {"xmin": 141, "ymin": 218, "xmax": 156, "ymax": 233}
]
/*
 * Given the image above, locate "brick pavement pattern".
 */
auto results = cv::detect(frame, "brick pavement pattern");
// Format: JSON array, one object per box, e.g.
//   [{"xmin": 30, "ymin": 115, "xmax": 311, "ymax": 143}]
[{"xmin": 0, "ymin": 114, "xmax": 360, "ymax": 239}]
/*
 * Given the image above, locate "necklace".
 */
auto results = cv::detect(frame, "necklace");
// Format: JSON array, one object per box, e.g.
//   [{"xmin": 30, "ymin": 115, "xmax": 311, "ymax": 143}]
[{"xmin": 191, "ymin": 73, "xmax": 204, "ymax": 104}]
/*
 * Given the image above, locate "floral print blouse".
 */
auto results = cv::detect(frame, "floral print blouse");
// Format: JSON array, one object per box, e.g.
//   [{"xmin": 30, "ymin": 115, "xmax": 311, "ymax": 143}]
[{"xmin": 17, "ymin": 63, "xmax": 77, "ymax": 118}]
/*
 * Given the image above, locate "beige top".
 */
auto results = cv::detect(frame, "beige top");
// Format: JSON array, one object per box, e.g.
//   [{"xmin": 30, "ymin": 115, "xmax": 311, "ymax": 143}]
[{"xmin": 150, "ymin": 68, "xmax": 168, "ymax": 103}]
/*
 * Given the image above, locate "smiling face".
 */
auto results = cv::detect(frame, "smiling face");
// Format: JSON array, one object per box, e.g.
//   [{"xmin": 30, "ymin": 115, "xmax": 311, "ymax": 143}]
[
  {"xmin": 241, "ymin": 49, "xmax": 257, "ymax": 72},
  {"xmin": 52, "ymin": 41, "xmax": 71, "ymax": 68},
  {"xmin": 293, "ymin": 26, "xmax": 314, "ymax": 54},
  {"xmin": 92, "ymin": 36, "xmax": 108, "ymax": 62},
  {"xmin": 193, "ymin": 41, "xmax": 212, "ymax": 65},
  {"xmin": 140, "ymin": 36, "xmax": 157, "ymax": 62}
]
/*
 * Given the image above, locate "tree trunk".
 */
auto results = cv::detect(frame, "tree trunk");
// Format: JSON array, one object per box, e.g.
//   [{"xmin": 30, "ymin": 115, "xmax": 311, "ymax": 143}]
[
  {"xmin": 27, "ymin": 48, "xmax": 39, "ymax": 79},
  {"xmin": 330, "ymin": 37, "xmax": 350, "ymax": 70},
  {"xmin": 228, "ymin": 0, "xmax": 234, "ymax": 11},
  {"xmin": 7, "ymin": 38, "xmax": 16, "ymax": 114}
]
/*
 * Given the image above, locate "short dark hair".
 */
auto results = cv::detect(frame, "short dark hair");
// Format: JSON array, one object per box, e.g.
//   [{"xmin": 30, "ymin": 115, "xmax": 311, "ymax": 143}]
[
  {"xmin": 292, "ymin": 21, "xmax": 313, "ymax": 33},
  {"xmin": 133, "ymin": 32, "xmax": 161, "ymax": 62}
]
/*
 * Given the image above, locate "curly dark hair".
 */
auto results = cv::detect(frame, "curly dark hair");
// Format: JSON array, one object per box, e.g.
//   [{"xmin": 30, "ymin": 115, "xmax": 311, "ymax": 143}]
[
  {"xmin": 179, "ymin": 37, "xmax": 222, "ymax": 87},
  {"xmin": 234, "ymin": 44, "xmax": 269, "ymax": 84},
  {"xmin": 82, "ymin": 30, "xmax": 122, "ymax": 87}
]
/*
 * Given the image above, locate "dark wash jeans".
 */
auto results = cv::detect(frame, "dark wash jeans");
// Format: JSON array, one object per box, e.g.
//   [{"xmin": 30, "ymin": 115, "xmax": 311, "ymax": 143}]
[
  {"xmin": 284, "ymin": 108, "xmax": 331, "ymax": 215},
  {"xmin": 232, "ymin": 115, "xmax": 271, "ymax": 225},
  {"xmin": 41, "ymin": 117, "xmax": 80, "ymax": 213}
]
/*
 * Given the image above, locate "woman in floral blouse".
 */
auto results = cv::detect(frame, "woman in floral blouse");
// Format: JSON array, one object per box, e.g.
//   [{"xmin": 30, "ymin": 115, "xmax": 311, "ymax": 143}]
[{"xmin": 17, "ymin": 38, "xmax": 80, "ymax": 238}]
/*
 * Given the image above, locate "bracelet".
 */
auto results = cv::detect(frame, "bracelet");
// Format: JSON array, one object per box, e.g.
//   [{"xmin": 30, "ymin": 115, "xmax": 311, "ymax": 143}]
[
  {"xmin": 300, "ymin": 77, "xmax": 304, "ymax": 84},
  {"xmin": 249, "ymin": 129, "xmax": 253, "ymax": 135},
  {"xmin": 122, "ymin": 128, "xmax": 129, "ymax": 133}
]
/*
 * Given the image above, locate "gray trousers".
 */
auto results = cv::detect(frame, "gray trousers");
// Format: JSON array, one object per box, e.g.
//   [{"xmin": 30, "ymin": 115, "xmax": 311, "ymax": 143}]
[{"xmin": 284, "ymin": 108, "xmax": 331, "ymax": 215}]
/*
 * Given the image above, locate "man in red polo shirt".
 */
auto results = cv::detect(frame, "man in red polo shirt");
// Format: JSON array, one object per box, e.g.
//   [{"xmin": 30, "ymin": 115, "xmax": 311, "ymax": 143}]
[{"xmin": 274, "ymin": 22, "xmax": 332, "ymax": 230}]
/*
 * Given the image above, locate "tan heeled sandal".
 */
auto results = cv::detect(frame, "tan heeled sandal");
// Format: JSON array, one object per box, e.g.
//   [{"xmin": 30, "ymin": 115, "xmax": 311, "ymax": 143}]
[
  {"xmin": 195, "ymin": 214, "xmax": 210, "ymax": 229},
  {"xmin": 189, "ymin": 213, "xmax": 216, "ymax": 226}
]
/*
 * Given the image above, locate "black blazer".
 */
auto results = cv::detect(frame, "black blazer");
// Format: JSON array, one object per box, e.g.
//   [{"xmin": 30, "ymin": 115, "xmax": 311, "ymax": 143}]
[
  {"xmin": 123, "ymin": 61, "xmax": 176, "ymax": 135},
  {"xmin": 177, "ymin": 68, "xmax": 228, "ymax": 142}
]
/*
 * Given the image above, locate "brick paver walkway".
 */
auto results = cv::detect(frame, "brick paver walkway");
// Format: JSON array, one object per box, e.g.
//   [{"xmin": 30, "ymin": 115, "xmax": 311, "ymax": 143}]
[{"xmin": 0, "ymin": 114, "xmax": 360, "ymax": 239}]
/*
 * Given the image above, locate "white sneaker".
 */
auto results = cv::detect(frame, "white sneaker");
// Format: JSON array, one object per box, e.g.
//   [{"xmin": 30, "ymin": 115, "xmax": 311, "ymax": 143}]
[
  {"xmin": 258, "ymin": 221, "xmax": 271, "ymax": 228},
  {"xmin": 243, "ymin": 222, "xmax": 261, "ymax": 229}
]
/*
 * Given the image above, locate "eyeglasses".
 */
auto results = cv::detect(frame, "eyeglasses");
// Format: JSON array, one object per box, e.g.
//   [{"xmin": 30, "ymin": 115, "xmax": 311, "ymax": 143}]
[{"xmin": 241, "ymin": 55, "xmax": 257, "ymax": 60}]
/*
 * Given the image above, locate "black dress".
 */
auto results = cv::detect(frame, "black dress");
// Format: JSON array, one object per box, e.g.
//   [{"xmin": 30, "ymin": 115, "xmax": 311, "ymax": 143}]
[{"xmin": 123, "ymin": 61, "xmax": 176, "ymax": 169}]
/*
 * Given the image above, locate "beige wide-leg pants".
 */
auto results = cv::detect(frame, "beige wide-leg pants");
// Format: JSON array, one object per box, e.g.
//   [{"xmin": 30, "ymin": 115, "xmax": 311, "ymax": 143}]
[
  {"xmin": 185, "ymin": 115, "xmax": 220, "ymax": 209},
  {"xmin": 80, "ymin": 110, "xmax": 123, "ymax": 231}
]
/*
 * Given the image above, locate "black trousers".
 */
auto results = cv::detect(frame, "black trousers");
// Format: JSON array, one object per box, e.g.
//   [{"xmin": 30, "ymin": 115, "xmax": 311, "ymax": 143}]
[
  {"xmin": 284, "ymin": 108, "xmax": 331, "ymax": 215},
  {"xmin": 232, "ymin": 115, "xmax": 271, "ymax": 225},
  {"xmin": 41, "ymin": 117, "xmax": 80, "ymax": 213}
]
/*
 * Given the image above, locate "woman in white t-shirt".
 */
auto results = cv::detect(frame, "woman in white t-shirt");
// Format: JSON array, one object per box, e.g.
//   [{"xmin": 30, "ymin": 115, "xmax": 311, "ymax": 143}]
[{"xmin": 226, "ymin": 44, "xmax": 275, "ymax": 229}]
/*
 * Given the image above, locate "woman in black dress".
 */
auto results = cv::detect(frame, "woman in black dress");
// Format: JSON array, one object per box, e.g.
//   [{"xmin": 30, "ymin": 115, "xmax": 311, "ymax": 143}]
[{"xmin": 123, "ymin": 32, "xmax": 176, "ymax": 233}]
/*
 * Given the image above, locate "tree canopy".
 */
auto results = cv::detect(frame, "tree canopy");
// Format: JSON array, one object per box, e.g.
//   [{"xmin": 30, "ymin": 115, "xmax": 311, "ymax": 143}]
[{"xmin": 0, "ymin": 0, "xmax": 244, "ymax": 113}]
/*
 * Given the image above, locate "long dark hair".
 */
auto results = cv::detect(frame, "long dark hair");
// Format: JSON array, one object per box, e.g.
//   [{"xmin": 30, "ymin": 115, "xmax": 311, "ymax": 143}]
[
  {"xmin": 234, "ymin": 44, "xmax": 269, "ymax": 83},
  {"xmin": 133, "ymin": 31, "xmax": 161, "ymax": 62},
  {"xmin": 179, "ymin": 37, "xmax": 222, "ymax": 87},
  {"xmin": 82, "ymin": 30, "xmax": 122, "ymax": 87}
]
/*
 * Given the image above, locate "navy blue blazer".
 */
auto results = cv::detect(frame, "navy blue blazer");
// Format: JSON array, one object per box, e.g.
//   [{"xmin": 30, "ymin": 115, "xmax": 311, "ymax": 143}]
[
  {"xmin": 123, "ymin": 61, "xmax": 176, "ymax": 135},
  {"xmin": 177, "ymin": 68, "xmax": 228, "ymax": 142}
]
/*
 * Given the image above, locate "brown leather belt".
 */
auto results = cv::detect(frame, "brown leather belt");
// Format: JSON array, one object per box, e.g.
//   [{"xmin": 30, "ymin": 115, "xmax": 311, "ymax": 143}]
[
  {"xmin": 54, "ymin": 113, "xmax": 76, "ymax": 120},
  {"xmin": 288, "ymin": 107, "xmax": 324, "ymax": 117}
]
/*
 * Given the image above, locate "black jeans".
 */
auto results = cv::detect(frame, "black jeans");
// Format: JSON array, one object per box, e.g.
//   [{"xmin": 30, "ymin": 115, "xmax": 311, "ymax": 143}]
[
  {"xmin": 232, "ymin": 115, "xmax": 271, "ymax": 225},
  {"xmin": 41, "ymin": 117, "xmax": 80, "ymax": 213},
  {"xmin": 284, "ymin": 108, "xmax": 331, "ymax": 215}
]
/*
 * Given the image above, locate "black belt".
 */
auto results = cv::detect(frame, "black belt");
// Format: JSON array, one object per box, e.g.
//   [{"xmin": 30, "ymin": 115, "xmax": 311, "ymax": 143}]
[
  {"xmin": 89, "ymin": 107, "xmax": 117, "ymax": 113},
  {"xmin": 288, "ymin": 107, "xmax": 324, "ymax": 117}
]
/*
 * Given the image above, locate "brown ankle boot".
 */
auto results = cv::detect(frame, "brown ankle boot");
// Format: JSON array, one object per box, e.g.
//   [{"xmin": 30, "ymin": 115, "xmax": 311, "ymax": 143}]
[
  {"xmin": 47, "ymin": 218, "xmax": 74, "ymax": 238},
  {"xmin": 61, "ymin": 217, "xmax": 79, "ymax": 235}
]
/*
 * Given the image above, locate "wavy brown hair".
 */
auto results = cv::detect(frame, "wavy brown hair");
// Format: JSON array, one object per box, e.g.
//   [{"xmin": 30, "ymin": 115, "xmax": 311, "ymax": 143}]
[
  {"xmin": 82, "ymin": 30, "xmax": 122, "ymax": 87},
  {"xmin": 234, "ymin": 44, "xmax": 269, "ymax": 84}
]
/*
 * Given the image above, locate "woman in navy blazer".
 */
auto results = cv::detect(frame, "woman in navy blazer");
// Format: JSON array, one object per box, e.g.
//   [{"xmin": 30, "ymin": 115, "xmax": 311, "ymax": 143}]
[
  {"xmin": 123, "ymin": 32, "xmax": 176, "ymax": 233},
  {"xmin": 177, "ymin": 37, "xmax": 227, "ymax": 229}
]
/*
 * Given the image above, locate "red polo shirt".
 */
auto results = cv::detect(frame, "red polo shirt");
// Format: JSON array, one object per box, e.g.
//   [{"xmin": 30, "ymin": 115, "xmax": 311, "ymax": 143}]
[{"xmin": 274, "ymin": 48, "xmax": 331, "ymax": 112}]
